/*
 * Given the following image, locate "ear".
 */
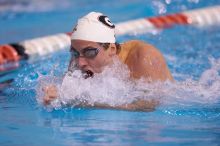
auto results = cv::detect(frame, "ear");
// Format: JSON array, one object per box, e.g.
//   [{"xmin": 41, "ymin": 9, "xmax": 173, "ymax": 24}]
[{"xmin": 108, "ymin": 44, "xmax": 117, "ymax": 57}]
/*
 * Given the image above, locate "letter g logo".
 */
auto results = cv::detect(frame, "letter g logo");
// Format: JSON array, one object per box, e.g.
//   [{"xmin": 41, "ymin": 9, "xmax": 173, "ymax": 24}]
[{"xmin": 98, "ymin": 15, "xmax": 115, "ymax": 29}]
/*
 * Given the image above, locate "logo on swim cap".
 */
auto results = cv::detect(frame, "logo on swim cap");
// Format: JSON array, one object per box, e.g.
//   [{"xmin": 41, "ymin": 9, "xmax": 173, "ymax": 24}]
[
  {"xmin": 98, "ymin": 15, "xmax": 115, "ymax": 29},
  {"xmin": 72, "ymin": 24, "xmax": 78, "ymax": 32}
]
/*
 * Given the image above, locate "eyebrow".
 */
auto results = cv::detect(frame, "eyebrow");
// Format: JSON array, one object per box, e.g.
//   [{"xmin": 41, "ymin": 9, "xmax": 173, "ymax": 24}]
[
  {"xmin": 70, "ymin": 46, "xmax": 77, "ymax": 51},
  {"xmin": 82, "ymin": 46, "xmax": 97, "ymax": 50}
]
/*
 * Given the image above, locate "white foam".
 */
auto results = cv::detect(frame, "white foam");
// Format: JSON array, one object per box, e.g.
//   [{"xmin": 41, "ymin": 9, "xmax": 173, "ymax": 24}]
[
  {"xmin": 55, "ymin": 57, "xmax": 134, "ymax": 108},
  {"xmin": 37, "ymin": 57, "xmax": 220, "ymax": 110},
  {"xmin": 159, "ymin": 57, "xmax": 220, "ymax": 107}
]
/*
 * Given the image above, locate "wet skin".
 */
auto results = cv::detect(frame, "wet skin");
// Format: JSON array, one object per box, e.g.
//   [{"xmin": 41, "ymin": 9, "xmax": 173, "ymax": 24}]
[
  {"xmin": 69, "ymin": 40, "xmax": 117, "ymax": 76},
  {"xmin": 42, "ymin": 40, "xmax": 173, "ymax": 111}
]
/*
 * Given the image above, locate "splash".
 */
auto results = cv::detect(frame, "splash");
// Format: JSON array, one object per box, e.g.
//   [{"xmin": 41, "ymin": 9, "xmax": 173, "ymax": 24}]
[
  {"xmin": 37, "ymin": 57, "xmax": 220, "ymax": 110},
  {"xmin": 49, "ymin": 57, "xmax": 135, "ymax": 108},
  {"xmin": 159, "ymin": 57, "xmax": 220, "ymax": 107},
  {"xmin": 152, "ymin": 0, "xmax": 167, "ymax": 14}
]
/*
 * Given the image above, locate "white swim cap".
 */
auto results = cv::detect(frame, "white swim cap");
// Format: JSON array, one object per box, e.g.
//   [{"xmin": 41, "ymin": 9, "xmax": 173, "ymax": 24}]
[{"xmin": 71, "ymin": 12, "xmax": 116, "ymax": 43}]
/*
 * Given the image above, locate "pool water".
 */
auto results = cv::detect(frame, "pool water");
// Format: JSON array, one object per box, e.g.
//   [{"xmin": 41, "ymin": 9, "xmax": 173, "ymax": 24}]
[{"xmin": 1, "ymin": 0, "xmax": 220, "ymax": 145}]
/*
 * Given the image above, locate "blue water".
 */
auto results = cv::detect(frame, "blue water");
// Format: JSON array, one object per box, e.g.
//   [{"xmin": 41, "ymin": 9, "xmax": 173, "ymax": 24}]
[{"xmin": 1, "ymin": 0, "xmax": 220, "ymax": 145}]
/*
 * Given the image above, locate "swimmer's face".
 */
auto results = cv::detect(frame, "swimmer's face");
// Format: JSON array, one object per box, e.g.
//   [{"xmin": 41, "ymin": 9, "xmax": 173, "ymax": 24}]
[{"xmin": 69, "ymin": 40, "xmax": 117, "ymax": 77}]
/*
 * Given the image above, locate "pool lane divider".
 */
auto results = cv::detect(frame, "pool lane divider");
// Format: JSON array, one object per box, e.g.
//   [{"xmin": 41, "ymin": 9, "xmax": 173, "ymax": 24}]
[
  {"xmin": 115, "ymin": 5, "xmax": 220, "ymax": 35},
  {"xmin": 0, "ymin": 5, "xmax": 220, "ymax": 72}
]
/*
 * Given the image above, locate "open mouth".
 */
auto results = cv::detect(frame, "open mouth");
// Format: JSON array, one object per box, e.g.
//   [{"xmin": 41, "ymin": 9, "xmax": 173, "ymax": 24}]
[{"xmin": 83, "ymin": 70, "xmax": 94, "ymax": 79}]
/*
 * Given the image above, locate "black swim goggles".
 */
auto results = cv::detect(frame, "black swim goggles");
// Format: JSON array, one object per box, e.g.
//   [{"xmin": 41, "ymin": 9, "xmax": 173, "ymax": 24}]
[{"xmin": 70, "ymin": 46, "xmax": 100, "ymax": 59}]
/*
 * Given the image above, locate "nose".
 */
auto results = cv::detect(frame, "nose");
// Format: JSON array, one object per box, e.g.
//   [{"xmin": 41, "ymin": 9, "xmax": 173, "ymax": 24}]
[{"xmin": 77, "ymin": 57, "xmax": 88, "ymax": 69}]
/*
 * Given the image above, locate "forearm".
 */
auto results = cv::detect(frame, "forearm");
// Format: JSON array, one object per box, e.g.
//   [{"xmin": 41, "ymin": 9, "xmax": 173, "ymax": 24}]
[
  {"xmin": 114, "ymin": 99, "xmax": 159, "ymax": 112},
  {"xmin": 76, "ymin": 99, "xmax": 159, "ymax": 112},
  {"xmin": 42, "ymin": 85, "xmax": 159, "ymax": 112}
]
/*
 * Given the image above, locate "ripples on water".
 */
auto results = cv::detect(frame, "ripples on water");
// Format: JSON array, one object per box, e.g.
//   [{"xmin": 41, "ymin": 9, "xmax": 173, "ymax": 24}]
[
  {"xmin": 0, "ymin": 0, "xmax": 219, "ymax": 114},
  {"xmin": 1, "ymin": 1, "xmax": 220, "ymax": 145}
]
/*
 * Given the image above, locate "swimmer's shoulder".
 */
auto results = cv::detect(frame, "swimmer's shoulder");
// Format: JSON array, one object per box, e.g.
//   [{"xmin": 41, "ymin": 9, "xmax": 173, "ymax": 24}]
[
  {"xmin": 120, "ymin": 40, "xmax": 161, "ymax": 58},
  {"xmin": 120, "ymin": 40, "xmax": 173, "ymax": 81},
  {"xmin": 121, "ymin": 40, "xmax": 158, "ymax": 51}
]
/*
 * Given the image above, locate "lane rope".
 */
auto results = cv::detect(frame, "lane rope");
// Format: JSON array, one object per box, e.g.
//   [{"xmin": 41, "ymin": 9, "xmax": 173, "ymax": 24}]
[{"xmin": 0, "ymin": 5, "xmax": 220, "ymax": 71}]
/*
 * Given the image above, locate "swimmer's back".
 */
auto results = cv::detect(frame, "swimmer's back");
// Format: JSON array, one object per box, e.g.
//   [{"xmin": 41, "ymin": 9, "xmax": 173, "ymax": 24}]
[{"xmin": 118, "ymin": 40, "xmax": 173, "ymax": 81}]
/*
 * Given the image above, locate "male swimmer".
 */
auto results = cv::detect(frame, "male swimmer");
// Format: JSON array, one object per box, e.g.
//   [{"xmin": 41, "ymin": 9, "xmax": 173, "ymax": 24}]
[{"xmin": 42, "ymin": 12, "xmax": 173, "ymax": 111}]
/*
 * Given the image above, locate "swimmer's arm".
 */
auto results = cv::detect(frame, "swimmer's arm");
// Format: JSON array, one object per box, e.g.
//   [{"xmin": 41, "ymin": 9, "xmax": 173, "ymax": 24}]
[
  {"xmin": 127, "ymin": 42, "xmax": 173, "ymax": 81},
  {"xmin": 42, "ymin": 85, "xmax": 158, "ymax": 112},
  {"xmin": 76, "ymin": 99, "xmax": 159, "ymax": 112}
]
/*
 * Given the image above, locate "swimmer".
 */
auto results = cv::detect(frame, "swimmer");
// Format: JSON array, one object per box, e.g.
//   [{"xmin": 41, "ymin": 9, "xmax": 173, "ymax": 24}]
[{"xmin": 42, "ymin": 12, "xmax": 173, "ymax": 111}]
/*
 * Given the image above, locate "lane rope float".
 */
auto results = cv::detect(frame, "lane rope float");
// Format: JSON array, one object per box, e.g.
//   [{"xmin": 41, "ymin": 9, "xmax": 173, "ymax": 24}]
[
  {"xmin": 115, "ymin": 5, "xmax": 220, "ymax": 35},
  {"xmin": 0, "ymin": 45, "xmax": 19, "ymax": 72},
  {"xmin": 0, "ymin": 5, "xmax": 219, "ymax": 72}
]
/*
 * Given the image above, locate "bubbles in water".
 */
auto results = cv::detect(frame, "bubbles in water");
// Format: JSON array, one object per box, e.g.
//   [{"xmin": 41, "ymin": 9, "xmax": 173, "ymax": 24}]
[
  {"xmin": 152, "ymin": 0, "xmax": 167, "ymax": 14},
  {"xmin": 159, "ymin": 57, "xmax": 220, "ymax": 107},
  {"xmin": 165, "ymin": 0, "xmax": 172, "ymax": 5},
  {"xmin": 199, "ymin": 57, "xmax": 220, "ymax": 85}
]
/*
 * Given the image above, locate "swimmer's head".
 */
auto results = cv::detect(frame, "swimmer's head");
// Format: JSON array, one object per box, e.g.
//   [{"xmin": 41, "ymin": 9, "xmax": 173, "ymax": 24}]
[
  {"xmin": 71, "ymin": 12, "xmax": 116, "ymax": 43},
  {"xmin": 69, "ymin": 12, "xmax": 120, "ymax": 78}
]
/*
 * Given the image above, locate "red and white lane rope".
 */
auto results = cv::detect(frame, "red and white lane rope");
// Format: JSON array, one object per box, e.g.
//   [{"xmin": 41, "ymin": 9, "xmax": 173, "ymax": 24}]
[
  {"xmin": 115, "ymin": 5, "xmax": 220, "ymax": 35},
  {"xmin": 0, "ymin": 5, "xmax": 220, "ymax": 71}
]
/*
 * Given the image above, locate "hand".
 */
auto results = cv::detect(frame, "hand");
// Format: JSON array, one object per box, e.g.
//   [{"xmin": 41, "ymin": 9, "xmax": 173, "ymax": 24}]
[{"xmin": 42, "ymin": 85, "xmax": 58, "ymax": 105}]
